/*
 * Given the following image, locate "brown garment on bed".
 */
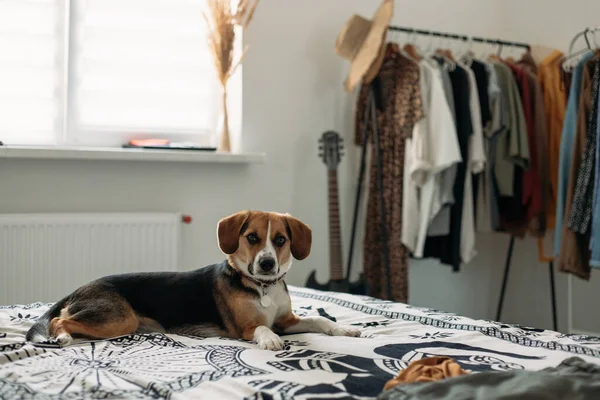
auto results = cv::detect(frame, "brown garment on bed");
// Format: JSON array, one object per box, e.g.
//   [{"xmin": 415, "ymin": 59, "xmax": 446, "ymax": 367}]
[
  {"xmin": 558, "ymin": 57, "xmax": 597, "ymax": 280},
  {"xmin": 379, "ymin": 356, "xmax": 600, "ymax": 400},
  {"xmin": 354, "ymin": 43, "xmax": 422, "ymax": 302},
  {"xmin": 383, "ymin": 357, "xmax": 469, "ymax": 391}
]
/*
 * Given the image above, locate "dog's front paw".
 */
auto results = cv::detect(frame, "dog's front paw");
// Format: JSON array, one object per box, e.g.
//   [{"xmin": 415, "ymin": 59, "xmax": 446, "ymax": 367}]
[
  {"xmin": 254, "ymin": 326, "xmax": 284, "ymax": 351},
  {"xmin": 55, "ymin": 333, "xmax": 73, "ymax": 347},
  {"xmin": 329, "ymin": 327, "xmax": 361, "ymax": 337}
]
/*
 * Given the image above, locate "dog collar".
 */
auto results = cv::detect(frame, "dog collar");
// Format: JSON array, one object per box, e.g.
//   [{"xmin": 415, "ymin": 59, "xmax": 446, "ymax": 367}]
[
  {"xmin": 243, "ymin": 273, "xmax": 287, "ymax": 288},
  {"xmin": 236, "ymin": 271, "xmax": 287, "ymax": 289},
  {"xmin": 226, "ymin": 262, "xmax": 286, "ymax": 288}
]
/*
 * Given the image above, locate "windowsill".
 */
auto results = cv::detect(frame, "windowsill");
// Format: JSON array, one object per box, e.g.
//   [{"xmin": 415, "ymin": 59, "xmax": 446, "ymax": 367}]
[{"xmin": 0, "ymin": 145, "xmax": 265, "ymax": 164}]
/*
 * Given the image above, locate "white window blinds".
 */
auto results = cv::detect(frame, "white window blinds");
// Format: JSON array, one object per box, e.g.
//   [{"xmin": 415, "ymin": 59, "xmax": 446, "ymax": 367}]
[
  {"xmin": 0, "ymin": 0, "xmax": 63, "ymax": 145},
  {"xmin": 69, "ymin": 0, "xmax": 219, "ymax": 145}
]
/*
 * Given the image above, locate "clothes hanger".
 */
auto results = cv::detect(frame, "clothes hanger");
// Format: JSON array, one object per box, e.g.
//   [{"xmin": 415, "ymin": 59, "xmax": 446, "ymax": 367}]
[
  {"xmin": 434, "ymin": 35, "xmax": 447, "ymax": 56},
  {"xmin": 476, "ymin": 40, "xmax": 487, "ymax": 60},
  {"xmin": 416, "ymin": 30, "xmax": 444, "ymax": 69},
  {"xmin": 505, "ymin": 44, "xmax": 519, "ymax": 63},
  {"xmin": 411, "ymin": 29, "xmax": 425, "ymax": 55},
  {"xmin": 480, "ymin": 39, "xmax": 497, "ymax": 61},
  {"xmin": 400, "ymin": 29, "xmax": 419, "ymax": 61},
  {"xmin": 441, "ymin": 36, "xmax": 457, "ymax": 66},
  {"xmin": 487, "ymin": 40, "xmax": 503, "ymax": 61},
  {"xmin": 431, "ymin": 34, "xmax": 456, "ymax": 71},
  {"xmin": 422, "ymin": 30, "xmax": 435, "ymax": 57},
  {"xmin": 415, "ymin": 30, "xmax": 449, "ymax": 67},
  {"xmin": 457, "ymin": 35, "xmax": 474, "ymax": 67},
  {"xmin": 400, "ymin": 29, "xmax": 421, "ymax": 63},
  {"xmin": 386, "ymin": 29, "xmax": 400, "ymax": 54},
  {"xmin": 443, "ymin": 36, "xmax": 457, "ymax": 70},
  {"xmin": 562, "ymin": 27, "xmax": 597, "ymax": 72},
  {"xmin": 516, "ymin": 44, "xmax": 532, "ymax": 63},
  {"xmin": 588, "ymin": 28, "xmax": 600, "ymax": 58},
  {"xmin": 569, "ymin": 27, "xmax": 594, "ymax": 55}
]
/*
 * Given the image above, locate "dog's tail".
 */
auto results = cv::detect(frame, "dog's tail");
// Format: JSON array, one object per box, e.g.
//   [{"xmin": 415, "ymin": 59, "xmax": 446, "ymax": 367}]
[{"xmin": 25, "ymin": 298, "xmax": 68, "ymax": 343}]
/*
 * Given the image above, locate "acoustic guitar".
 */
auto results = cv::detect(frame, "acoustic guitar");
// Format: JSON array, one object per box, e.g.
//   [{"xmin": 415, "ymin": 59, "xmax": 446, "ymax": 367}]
[{"xmin": 305, "ymin": 131, "xmax": 366, "ymax": 294}]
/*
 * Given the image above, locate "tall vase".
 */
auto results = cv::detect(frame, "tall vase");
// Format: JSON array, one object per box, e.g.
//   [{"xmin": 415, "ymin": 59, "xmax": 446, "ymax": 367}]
[{"xmin": 217, "ymin": 84, "xmax": 231, "ymax": 153}]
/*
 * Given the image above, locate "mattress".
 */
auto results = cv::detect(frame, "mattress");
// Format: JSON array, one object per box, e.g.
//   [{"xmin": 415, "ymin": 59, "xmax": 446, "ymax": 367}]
[{"xmin": 1, "ymin": 286, "xmax": 600, "ymax": 399}]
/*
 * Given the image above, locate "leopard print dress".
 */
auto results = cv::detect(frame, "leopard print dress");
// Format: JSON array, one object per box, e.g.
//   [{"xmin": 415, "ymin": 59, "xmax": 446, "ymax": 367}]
[{"xmin": 354, "ymin": 44, "xmax": 423, "ymax": 303}]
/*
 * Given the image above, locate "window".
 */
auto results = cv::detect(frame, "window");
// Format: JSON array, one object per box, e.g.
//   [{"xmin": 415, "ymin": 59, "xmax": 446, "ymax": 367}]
[
  {"xmin": 0, "ymin": 0, "xmax": 65, "ymax": 145},
  {"xmin": 0, "ymin": 0, "xmax": 234, "ymax": 148}
]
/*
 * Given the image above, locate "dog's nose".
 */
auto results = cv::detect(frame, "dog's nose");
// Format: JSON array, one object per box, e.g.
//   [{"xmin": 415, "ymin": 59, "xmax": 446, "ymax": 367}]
[{"xmin": 259, "ymin": 257, "xmax": 276, "ymax": 271}]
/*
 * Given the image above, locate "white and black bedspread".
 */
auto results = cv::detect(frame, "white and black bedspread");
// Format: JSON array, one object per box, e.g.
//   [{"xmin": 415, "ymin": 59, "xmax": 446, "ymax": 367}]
[{"xmin": 1, "ymin": 286, "xmax": 600, "ymax": 400}]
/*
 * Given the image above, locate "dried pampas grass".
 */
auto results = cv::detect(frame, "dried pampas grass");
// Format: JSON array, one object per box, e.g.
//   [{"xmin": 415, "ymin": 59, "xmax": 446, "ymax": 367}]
[{"xmin": 204, "ymin": 0, "xmax": 259, "ymax": 152}]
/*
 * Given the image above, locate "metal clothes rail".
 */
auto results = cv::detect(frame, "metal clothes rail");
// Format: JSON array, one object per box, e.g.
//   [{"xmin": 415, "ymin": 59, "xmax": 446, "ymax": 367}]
[{"xmin": 387, "ymin": 25, "xmax": 531, "ymax": 53}]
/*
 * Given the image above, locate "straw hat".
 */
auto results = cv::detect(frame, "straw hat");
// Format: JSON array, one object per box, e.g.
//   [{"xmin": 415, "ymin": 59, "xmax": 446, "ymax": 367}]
[{"xmin": 335, "ymin": 0, "xmax": 393, "ymax": 92}]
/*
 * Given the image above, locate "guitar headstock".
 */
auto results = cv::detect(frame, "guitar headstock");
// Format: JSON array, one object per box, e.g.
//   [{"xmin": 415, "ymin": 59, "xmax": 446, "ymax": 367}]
[{"xmin": 318, "ymin": 131, "xmax": 344, "ymax": 170}]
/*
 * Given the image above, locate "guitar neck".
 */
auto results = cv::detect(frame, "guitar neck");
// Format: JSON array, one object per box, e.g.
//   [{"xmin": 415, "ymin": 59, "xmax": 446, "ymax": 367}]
[{"xmin": 327, "ymin": 169, "xmax": 344, "ymax": 281}]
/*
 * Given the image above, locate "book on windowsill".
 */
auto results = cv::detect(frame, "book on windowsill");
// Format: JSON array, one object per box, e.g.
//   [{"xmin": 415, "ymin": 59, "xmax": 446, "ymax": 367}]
[{"xmin": 123, "ymin": 139, "xmax": 216, "ymax": 151}]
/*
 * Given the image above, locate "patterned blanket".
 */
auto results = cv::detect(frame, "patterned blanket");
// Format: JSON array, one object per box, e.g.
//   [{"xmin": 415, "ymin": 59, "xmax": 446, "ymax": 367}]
[{"xmin": 1, "ymin": 286, "xmax": 600, "ymax": 399}]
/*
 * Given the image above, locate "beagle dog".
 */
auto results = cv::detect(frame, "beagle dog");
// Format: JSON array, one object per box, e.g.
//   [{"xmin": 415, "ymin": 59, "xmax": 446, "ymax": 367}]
[{"xmin": 26, "ymin": 210, "xmax": 361, "ymax": 350}]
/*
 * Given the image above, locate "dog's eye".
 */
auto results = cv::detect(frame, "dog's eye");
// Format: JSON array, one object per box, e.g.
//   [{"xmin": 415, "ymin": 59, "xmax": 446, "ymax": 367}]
[
  {"xmin": 273, "ymin": 235, "xmax": 286, "ymax": 247},
  {"xmin": 246, "ymin": 233, "xmax": 259, "ymax": 244}
]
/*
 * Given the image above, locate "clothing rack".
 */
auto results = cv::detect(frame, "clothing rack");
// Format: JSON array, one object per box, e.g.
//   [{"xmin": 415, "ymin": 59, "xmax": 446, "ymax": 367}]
[
  {"xmin": 496, "ymin": 26, "xmax": 600, "ymax": 332},
  {"xmin": 496, "ymin": 27, "xmax": 600, "ymax": 333},
  {"xmin": 347, "ymin": 24, "xmax": 557, "ymax": 330}
]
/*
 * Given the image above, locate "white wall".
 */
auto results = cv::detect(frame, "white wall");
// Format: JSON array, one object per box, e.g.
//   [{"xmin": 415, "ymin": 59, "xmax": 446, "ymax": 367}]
[
  {"xmin": 499, "ymin": 0, "xmax": 600, "ymax": 50},
  {"xmin": 1, "ymin": 0, "xmax": 598, "ymax": 333}
]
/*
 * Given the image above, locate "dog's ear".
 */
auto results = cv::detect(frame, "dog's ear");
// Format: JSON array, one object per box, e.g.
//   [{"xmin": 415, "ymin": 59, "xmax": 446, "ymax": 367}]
[
  {"xmin": 284, "ymin": 214, "xmax": 312, "ymax": 260},
  {"xmin": 217, "ymin": 210, "xmax": 251, "ymax": 254}
]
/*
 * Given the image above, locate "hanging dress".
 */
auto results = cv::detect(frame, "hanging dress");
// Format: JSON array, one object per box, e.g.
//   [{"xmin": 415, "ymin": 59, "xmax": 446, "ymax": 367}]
[{"xmin": 354, "ymin": 43, "xmax": 423, "ymax": 302}]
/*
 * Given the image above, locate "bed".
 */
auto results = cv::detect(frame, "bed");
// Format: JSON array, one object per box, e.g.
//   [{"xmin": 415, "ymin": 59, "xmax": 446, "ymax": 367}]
[{"xmin": 1, "ymin": 286, "xmax": 600, "ymax": 399}]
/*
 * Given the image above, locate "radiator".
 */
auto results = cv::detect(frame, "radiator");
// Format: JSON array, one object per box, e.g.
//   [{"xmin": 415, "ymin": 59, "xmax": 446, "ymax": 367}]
[{"xmin": 0, "ymin": 212, "xmax": 182, "ymax": 305}]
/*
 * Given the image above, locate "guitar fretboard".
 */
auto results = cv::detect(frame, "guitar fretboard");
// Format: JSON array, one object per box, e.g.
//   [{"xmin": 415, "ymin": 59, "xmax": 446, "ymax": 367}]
[{"xmin": 328, "ymin": 169, "xmax": 344, "ymax": 281}]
